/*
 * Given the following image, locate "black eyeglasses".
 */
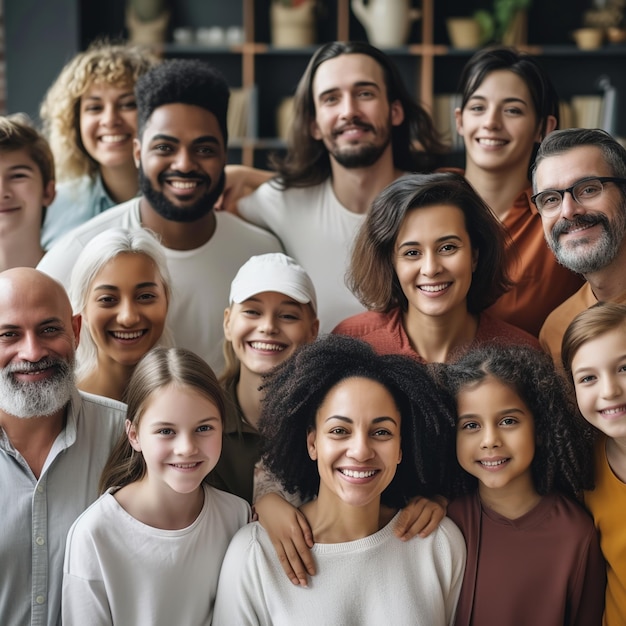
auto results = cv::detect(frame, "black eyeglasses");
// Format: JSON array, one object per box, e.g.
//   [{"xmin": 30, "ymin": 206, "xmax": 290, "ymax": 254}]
[{"xmin": 531, "ymin": 176, "xmax": 626, "ymax": 217}]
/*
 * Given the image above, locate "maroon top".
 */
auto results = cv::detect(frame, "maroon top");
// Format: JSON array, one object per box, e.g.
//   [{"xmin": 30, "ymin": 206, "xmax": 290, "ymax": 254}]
[{"xmin": 448, "ymin": 492, "xmax": 605, "ymax": 626}]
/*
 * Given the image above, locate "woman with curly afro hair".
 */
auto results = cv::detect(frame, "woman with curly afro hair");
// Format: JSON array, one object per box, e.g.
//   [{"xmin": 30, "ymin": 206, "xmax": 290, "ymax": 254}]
[
  {"xmin": 439, "ymin": 343, "xmax": 605, "ymax": 626},
  {"xmin": 39, "ymin": 40, "xmax": 158, "ymax": 248},
  {"xmin": 213, "ymin": 334, "xmax": 466, "ymax": 626}
]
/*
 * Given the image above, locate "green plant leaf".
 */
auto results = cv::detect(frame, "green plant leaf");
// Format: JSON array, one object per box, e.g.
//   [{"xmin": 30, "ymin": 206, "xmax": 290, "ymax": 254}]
[{"xmin": 474, "ymin": 9, "xmax": 495, "ymax": 44}]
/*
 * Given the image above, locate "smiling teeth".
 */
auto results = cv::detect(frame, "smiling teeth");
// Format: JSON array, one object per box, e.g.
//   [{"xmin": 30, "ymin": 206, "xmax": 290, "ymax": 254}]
[
  {"xmin": 100, "ymin": 135, "xmax": 127, "ymax": 143},
  {"xmin": 480, "ymin": 459, "xmax": 507, "ymax": 467},
  {"xmin": 601, "ymin": 406, "xmax": 626, "ymax": 415},
  {"xmin": 419, "ymin": 284, "xmax": 449, "ymax": 292},
  {"xmin": 112, "ymin": 330, "xmax": 144, "ymax": 339},
  {"xmin": 340, "ymin": 469, "xmax": 377, "ymax": 478},
  {"xmin": 478, "ymin": 138, "xmax": 505, "ymax": 146},
  {"xmin": 250, "ymin": 342, "xmax": 284, "ymax": 351},
  {"xmin": 171, "ymin": 463, "xmax": 199, "ymax": 469},
  {"xmin": 170, "ymin": 181, "xmax": 198, "ymax": 189}
]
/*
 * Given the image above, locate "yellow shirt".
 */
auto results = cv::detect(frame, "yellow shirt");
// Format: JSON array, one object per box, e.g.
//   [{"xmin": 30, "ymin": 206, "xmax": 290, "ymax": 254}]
[{"xmin": 584, "ymin": 436, "xmax": 626, "ymax": 626}]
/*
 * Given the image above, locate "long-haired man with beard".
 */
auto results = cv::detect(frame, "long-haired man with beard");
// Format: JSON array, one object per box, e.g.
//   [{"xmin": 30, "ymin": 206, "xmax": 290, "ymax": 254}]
[{"xmin": 235, "ymin": 42, "xmax": 446, "ymax": 331}]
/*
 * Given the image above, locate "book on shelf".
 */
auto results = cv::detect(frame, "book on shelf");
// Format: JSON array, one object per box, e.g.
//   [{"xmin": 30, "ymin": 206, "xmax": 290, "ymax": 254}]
[
  {"xmin": 432, "ymin": 93, "xmax": 463, "ymax": 151},
  {"xmin": 227, "ymin": 85, "xmax": 258, "ymax": 141},
  {"xmin": 560, "ymin": 77, "xmax": 617, "ymax": 134}
]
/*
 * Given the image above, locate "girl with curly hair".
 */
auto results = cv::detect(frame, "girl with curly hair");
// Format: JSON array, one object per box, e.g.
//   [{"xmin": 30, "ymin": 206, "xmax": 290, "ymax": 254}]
[
  {"xmin": 39, "ymin": 40, "xmax": 157, "ymax": 248},
  {"xmin": 213, "ymin": 334, "xmax": 465, "ymax": 625},
  {"xmin": 440, "ymin": 343, "xmax": 605, "ymax": 626},
  {"xmin": 562, "ymin": 302, "xmax": 626, "ymax": 626}
]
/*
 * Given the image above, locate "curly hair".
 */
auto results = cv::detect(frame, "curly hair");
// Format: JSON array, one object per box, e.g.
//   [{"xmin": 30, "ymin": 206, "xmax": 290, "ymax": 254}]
[
  {"xmin": 135, "ymin": 58, "xmax": 230, "ymax": 145},
  {"xmin": 40, "ymin": 40, "xmax": 158, "ymax": 182},
  {"xmin": 348, "ymin": 172, "xmax": 513, "ymax": 314},
  {"xmin": 269, "ymin": 41, "xmax": 447, "ymax": 188},
  {"xmin": 440, "ymin": 344, "xmax": 595, "ymax": 500},
  {"xmin": 258, "ymin": 334, "xmax": 456, "ymax": 507},
  {"xmin": 99, "ymin": 347, "xmax": 225, "ymax": 494}
]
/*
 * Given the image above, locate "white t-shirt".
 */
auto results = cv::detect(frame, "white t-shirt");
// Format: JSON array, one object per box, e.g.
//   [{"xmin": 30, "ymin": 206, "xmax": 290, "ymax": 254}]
[
  {"xmin": 238, "ymin": 179, "xmax": 366, "ymax": 331},
  {"xmin": 38, "ymin": 198, "xmax": 283, "ymax": 372},
  {"xmin": 63, "ymin": 483, "xmax": 250, "ymax": 626},
  {"xmin": 213, "ymin": 514, "xmax": 466, "ymax": 626}
]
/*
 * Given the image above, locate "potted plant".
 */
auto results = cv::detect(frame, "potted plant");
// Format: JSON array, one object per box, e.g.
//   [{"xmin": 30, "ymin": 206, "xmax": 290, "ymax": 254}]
[{"xmin": 474, "ymin": 0, "xmax": 532, "ymax": 46}]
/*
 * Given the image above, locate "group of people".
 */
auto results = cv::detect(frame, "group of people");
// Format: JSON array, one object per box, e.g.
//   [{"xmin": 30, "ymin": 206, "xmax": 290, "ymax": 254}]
[{"xmin": 0, "ymin": 33, "xmax": 625, "ymax": 626}]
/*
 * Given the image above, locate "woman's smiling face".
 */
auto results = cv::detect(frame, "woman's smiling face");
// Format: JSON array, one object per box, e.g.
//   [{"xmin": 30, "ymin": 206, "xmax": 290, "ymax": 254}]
[
  {"xmin": 83, "ymin": 252, "xmax": 168, "ymax": 368},
  {"xmin": 393, "ymin": 203, "xmax": 478, "ymax": 320}
]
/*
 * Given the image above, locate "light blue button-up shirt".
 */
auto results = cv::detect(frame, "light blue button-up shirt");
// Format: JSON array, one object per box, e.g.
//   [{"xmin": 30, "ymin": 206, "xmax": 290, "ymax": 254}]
[
  {"xmin": 41, "ymin": 174, "xmax": 116, "ymax": 251},
  {"xmin": 0, "ymin": 389, "xmax": 125, "ymax": 626}
]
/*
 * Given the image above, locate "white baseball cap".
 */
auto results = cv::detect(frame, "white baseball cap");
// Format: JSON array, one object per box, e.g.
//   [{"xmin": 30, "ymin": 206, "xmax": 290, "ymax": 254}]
[{"xmin": 229, "ymin": 253, "xmax": 317, "ymax": 314}]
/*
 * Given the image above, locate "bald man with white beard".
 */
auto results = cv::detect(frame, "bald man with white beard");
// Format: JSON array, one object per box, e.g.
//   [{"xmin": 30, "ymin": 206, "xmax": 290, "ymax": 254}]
[{"xmin": 0, "ymin": 268, "xmax": 126, "ymax": 626}]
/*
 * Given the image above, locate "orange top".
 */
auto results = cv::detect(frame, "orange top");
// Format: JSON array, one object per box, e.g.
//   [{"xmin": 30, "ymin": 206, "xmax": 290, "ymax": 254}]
[
  {"xmin": 540, "ymin": 282, "xmax": 626, "ymax": 367},
  {"xmin": 484, "ymin": 187, "xmax": 583, "ymax": 337},
  {"xmin": 438, "ymin": 168, "xmax": 584, "ymax": 337}
]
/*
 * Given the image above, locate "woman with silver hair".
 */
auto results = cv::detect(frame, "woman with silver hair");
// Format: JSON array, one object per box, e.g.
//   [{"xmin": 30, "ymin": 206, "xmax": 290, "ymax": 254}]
[{"xmin": 69, "ymin": 227, "xmax": 172, "ymax": 401}]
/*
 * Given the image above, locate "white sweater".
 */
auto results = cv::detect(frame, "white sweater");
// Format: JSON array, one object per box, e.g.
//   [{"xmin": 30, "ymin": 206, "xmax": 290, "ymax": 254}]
[
  {"xmin": 213, "ymin": 513, "xmax": 466, "ymax": 626},
  {"xmin": 63, "ymin": 484, "xmax": 250, "ymax": 626}
]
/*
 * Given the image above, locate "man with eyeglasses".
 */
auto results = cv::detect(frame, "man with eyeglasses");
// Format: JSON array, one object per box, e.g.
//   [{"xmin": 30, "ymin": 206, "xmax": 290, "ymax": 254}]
[{"xmin": 530, "ymin": 127, "xmax": 626, "ymax": 364}]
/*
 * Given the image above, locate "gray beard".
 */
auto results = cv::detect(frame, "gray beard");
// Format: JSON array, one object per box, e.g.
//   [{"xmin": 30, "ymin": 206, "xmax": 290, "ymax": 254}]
[
  {"xmin": 548, "ymin": 208, "xmax": 626, "ymax": 275},
  {"xmin": 0, "ymin": 357, "xmax": 75, "ymax": 418}
]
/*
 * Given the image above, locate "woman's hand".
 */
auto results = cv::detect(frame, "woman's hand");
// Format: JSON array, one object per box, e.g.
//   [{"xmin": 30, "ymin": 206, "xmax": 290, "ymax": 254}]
[
  {"xmin": 394, "ymin": 494, "xmax": 448, "ymax": 541},
  {"xmin": 254, "ymin": 493, "xmax": 316, "ymax": 587},
  {"xmin": 214, "ymin": 165, "xmax": 273, "ymax": 214}
]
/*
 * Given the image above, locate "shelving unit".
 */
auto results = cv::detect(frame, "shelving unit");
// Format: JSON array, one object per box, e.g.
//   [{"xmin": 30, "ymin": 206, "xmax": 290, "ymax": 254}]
[{"xmin": 6, "ymin": 0, "xmax": 626, "ymax": 165}]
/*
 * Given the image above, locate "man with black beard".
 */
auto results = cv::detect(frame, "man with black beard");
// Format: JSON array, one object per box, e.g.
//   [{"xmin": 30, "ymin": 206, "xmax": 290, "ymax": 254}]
[
  {"xmin": 530, "ymin": 128, "xmax": 626, "ymax": 364},
  {"xmin": 0, "ymin": 268, "xmax": 126, "ymax": 626},
  {"xmin": 39, "ymin": 59, "xmax": 282, "ymax": 371},
  {"xmin": 235, "ymin": 42, "xmax": 445, "ymax": 331}
]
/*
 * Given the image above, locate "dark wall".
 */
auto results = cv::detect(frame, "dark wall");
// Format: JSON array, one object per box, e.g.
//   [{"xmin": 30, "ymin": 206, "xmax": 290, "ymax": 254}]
[{"xmin": 6, "ymin": 0, "xmax": 80, "ymax": 121}]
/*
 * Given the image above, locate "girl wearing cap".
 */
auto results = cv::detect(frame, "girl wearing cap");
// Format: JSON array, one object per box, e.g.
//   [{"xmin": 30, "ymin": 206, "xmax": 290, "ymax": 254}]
[{"xmin": 209, "ymin": 253, "xmax": 320, "ymax": 504}]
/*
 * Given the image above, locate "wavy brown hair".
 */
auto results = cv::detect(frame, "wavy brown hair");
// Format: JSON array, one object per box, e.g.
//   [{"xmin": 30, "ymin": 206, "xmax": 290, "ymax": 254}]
[{"xmin": 348, "ymin": 171, "xmax": 512, "ymax": 314}]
